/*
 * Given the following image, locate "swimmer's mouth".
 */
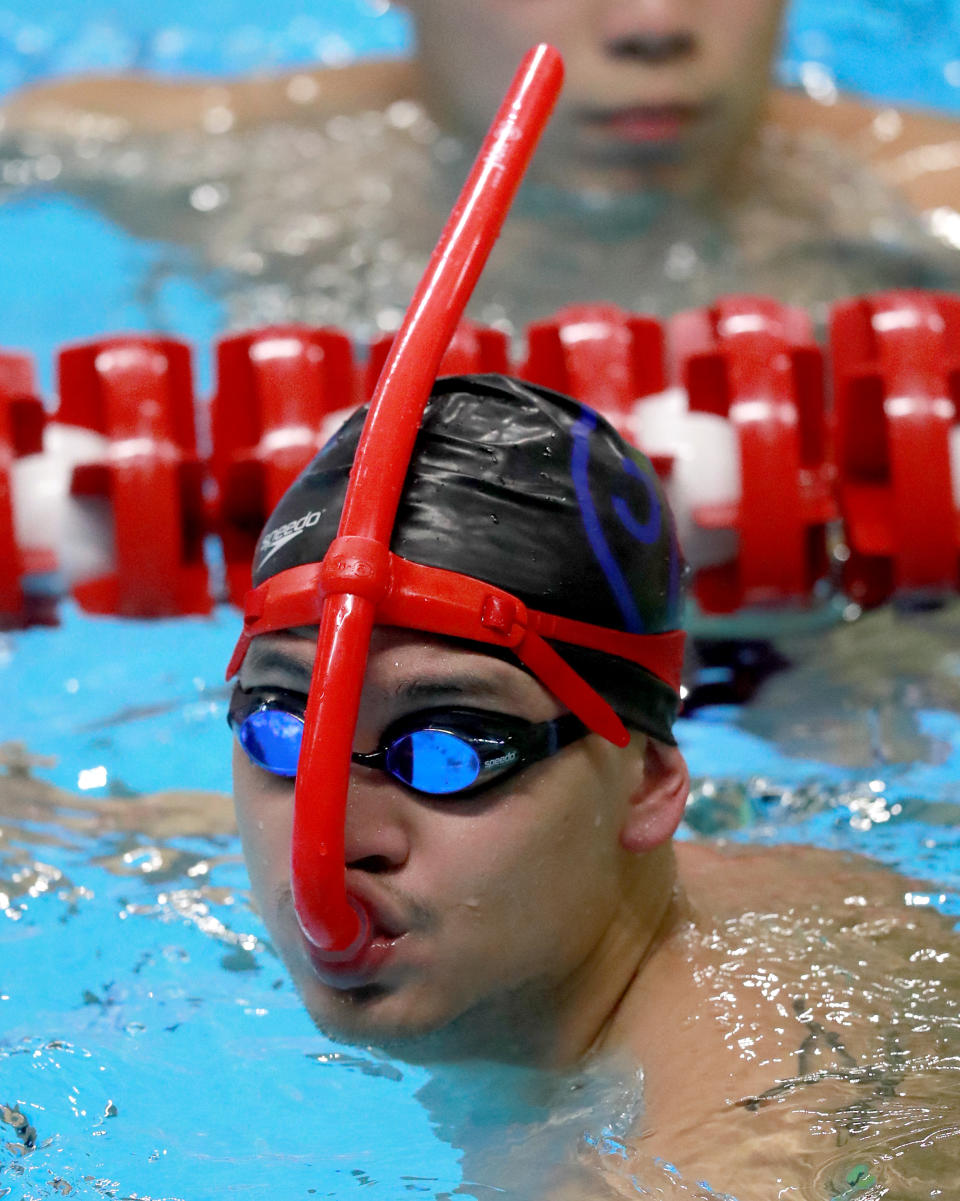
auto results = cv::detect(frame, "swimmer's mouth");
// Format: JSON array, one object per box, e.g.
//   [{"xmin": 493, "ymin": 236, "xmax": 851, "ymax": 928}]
[
  {"xmin": 582, "ymin": 103, "xmax": 707, "ymax": 144},
  {"xmin": 302, "ymin": 907, "xmax": 410, "ymax": 989}
]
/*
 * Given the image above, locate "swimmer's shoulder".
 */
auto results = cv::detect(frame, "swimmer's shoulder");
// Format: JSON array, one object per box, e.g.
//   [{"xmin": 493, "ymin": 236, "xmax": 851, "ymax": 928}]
[
  {"xmin": 600, "ymin": 841, "xmax": 959, "ymax": 1196},
  {"xmin": 0, "ymin": 57, "xmax": 423, "ymax": 138},
  {"xmin": 768, "ymin": 85, "xmax": 960, "ymax": 211},
  {"xmin": 676, "ymin": 838, "xmax": 906, "ymax": 910},
  {"xmin": 623, "ymin": 839, "xmax": 952, "ymax": 1096}
]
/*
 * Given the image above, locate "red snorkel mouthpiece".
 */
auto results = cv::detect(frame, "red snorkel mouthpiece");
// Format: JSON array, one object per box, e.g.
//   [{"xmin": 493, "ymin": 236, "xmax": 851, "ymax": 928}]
[{"xmin": 291, "ymin": 46, "xmax": 565, "ymax": 957}]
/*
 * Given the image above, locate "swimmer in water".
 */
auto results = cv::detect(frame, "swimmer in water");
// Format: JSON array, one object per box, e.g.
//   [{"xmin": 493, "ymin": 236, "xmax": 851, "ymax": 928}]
[
  {"xmin": 228, "ymin": 374, "xmax": 960, "ymax": 1200},
  {"xmin": 2, "ymin": 0, "xmax": 960, "ymax": 332}
]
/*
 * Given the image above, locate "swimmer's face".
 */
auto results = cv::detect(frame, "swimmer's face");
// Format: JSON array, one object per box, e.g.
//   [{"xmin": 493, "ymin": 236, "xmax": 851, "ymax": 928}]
[
  {"xmin": 405, "ymin": 0, "xmax": 787, "ymax": 192},
  {"xmin": 232, "ymin": 627, "xmax": 688, "ymax": 1055}
]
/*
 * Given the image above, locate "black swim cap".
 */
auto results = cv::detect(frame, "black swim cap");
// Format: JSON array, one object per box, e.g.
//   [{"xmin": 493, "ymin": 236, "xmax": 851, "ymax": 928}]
[{"xmin": 253, "ymin": 374, "xmax": 685, "ymax": 743}]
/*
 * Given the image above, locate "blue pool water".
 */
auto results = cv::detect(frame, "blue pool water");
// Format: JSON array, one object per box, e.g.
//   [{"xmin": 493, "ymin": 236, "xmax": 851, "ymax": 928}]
[{"xmin": 3, "ymin": 3, "xmax": 960, "ymax": 1199}]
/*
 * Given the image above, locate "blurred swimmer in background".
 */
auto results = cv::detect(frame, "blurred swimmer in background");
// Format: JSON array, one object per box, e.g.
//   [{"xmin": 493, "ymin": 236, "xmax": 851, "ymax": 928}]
[{"xmin": 1, "ymin": 0, "xmax": 959, "ymax": 335}]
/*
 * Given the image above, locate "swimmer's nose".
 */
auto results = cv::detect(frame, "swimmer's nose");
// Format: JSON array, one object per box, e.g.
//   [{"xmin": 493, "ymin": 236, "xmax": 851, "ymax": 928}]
[
  {"xmin": 605, "ymin": 31, "xmax": 696, "ymax": 63},
  {"xmin": 344, "ymin": 780, "xmax": 411, "ymax": 875}
]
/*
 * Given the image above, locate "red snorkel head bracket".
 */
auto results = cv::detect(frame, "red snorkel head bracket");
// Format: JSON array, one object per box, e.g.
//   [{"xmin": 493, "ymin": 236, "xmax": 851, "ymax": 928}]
[{"xmin": 226, "ymin": 46, "xmax": 686, "ymax": 962}]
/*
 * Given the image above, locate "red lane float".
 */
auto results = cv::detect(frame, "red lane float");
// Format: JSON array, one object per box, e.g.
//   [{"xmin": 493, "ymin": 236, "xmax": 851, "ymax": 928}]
[
  {"xmin": 668, "ymin": 296, "xmax": 835, "ymax": 612},
  {"xmin": 830, "ymin": 290, "xmax": 960, "ymax": 607},
  {"xmin": 211, "ymin": 325, "xmax": 356, "ymax": 604},
  {"xmin": 7, "ymin": 289, "xmax": 960, "ymax": 627},
  {"xmin": 0, "ymin": 352, "xmax": 45, "ymax": 625},
  {"xmin": 365, "ymin": 319, "xmax": 510, "ymax": 399},
  {"xmin": 57, "ymin": 337, "xmax": 210, "ymax": 617},
  {"xmin": 521, "ymin": 302, "xmax": 665, "ymax": 423}
]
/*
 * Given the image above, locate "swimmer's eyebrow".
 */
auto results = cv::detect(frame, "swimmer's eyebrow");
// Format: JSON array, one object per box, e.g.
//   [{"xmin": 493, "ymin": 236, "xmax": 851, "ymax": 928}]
[
  {"xmin": 392, "ymin": 675, "xmax": 516, "ymax": 706},
  {"xmin": 241, "ymin": 642, "xmax": 312, "ymax": 690}
]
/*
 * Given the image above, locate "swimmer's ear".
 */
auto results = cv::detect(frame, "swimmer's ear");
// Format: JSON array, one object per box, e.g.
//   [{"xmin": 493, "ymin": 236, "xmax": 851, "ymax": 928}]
[{"xmin": 619, "ymin": 738, "xmax": 689, "ymax": 854}]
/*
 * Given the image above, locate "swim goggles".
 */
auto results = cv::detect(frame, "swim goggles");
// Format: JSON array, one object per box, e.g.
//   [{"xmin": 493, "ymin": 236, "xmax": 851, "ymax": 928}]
[{"xmin": 229, "ymin": 685, "xmax": 590, "ymax": 798}]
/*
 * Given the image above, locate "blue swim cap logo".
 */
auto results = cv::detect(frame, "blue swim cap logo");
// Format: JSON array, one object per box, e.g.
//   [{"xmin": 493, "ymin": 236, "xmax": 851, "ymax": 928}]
[{"xmin": 570, "ymin": 409, "xmax": 663, "ymax": 634}]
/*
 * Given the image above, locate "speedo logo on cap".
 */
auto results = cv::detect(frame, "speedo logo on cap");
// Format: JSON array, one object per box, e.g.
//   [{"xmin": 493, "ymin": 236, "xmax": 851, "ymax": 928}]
[{"xmin": 258, "ymin": 510, "xmax": 322, "ymax": 567}]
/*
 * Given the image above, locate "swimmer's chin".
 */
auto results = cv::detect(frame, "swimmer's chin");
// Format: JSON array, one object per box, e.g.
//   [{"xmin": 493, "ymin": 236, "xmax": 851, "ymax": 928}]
[
  {"xmin": 302, "ymin": 983, "xmax": 471, "ymax": 1053},
  {"xmin": 295, "ymin": 971, "xmax": 520, "ymax": 1062}
]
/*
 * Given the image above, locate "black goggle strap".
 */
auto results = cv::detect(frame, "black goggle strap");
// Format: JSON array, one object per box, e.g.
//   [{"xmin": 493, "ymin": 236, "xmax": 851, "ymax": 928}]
[{"xmin": 515, "ymin": 712, "xmax": 590, "ymax": 770}]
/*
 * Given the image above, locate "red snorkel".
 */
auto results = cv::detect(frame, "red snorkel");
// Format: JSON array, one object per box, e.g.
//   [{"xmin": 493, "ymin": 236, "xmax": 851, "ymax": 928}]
[
  {"xmin": 226, "ymin": 44, "xmax": 685, "ymax": 960},
  {"xmin": 290, "ymin": 46, "xmax": 565, "ymax": 957}
]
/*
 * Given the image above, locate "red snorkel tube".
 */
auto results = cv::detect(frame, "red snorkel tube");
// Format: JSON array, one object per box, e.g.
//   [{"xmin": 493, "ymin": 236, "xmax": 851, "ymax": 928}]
[{"xmin": 292, "ymin": 45, "xmax": 565, "ymax": 958}]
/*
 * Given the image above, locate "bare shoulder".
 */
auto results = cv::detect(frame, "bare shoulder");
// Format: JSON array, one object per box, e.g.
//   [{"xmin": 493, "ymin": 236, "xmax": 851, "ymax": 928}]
[
  {"xmin": 675, "ymin": 837, "xmax": 916, "ymax": 915},
  {"xmin": 646, "ymin": 838, "xmax": 954, "ymax": 1093},
  {"xmin": 0, "ymin": 56, "xmax": 421, "ymax": 138},
  {"xmin": 596, "ymin": 840, "xmax": 960, "ymax": 1199},
  {"xmin": 768, "ymin": 85, "xmax": 960, "ymax": 210}
]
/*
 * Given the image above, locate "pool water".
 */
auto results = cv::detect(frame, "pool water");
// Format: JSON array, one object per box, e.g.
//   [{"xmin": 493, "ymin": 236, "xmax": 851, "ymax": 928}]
[{"xmin": 2, "ymin": 3, "xmax": 960, "ymax": 1199}]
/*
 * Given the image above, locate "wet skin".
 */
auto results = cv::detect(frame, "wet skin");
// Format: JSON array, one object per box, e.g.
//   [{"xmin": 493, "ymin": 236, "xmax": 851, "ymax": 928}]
[{"xmin": 1, "ymin": 0, "xmax": 958, "ymax": 343}]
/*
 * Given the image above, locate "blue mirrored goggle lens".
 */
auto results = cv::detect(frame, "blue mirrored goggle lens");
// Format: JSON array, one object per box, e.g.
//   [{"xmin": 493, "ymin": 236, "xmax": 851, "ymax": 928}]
[
  {"xmin": 238, "ymin": 708, "xmax": 304, "ymax": 777},
  {"xmin": 385, "ymin": 729, "xmax": 482, "ymax": 794}
]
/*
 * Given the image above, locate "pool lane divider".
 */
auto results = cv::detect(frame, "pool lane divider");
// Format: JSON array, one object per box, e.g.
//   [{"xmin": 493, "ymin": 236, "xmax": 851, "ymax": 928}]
[{"xmin": 4, "ymin": 301, "xmax": 960, "ymax": 624}]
